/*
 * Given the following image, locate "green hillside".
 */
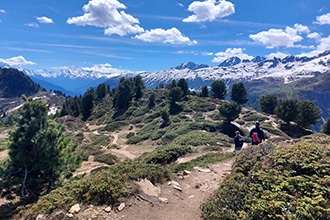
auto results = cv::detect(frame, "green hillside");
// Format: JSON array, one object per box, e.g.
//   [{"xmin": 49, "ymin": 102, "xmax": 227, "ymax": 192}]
[
  {"xmin": 0, "ymin": 78, "xmax": 329, "ymax": 219},
  {"xmin": 201, "ymin": 134, "xmax": 330, "ymax": 219},
  {"xmin": 0, "ymin": 68, "xmax": 43, "ymax": 98}
]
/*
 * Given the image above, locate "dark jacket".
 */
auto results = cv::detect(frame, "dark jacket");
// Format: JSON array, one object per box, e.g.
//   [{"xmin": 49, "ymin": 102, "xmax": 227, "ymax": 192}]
[
  {"xmin": 234, "ymin": 135, "xmax": 243, "ymax": 150},
  {"xmin": 249, "ymin": 127, "xmax": 265, "ymax": 145}
]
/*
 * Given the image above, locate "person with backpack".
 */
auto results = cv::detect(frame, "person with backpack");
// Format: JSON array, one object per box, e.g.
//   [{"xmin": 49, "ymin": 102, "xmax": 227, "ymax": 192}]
[
  {"xmin": 249, "ymin": 121, "xmax": 265, "ymax": 145},
  {"xmin": 234, "ymin": 130, "xmax": 244, "ymax": 151}
]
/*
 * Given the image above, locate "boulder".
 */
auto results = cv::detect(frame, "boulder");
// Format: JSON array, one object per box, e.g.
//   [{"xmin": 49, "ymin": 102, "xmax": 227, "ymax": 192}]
[
  {"xmin": 117, "ymin": 203, "xmax": 125, "ymax": 212},
  {"xmin": 69, "ymin": 204, "xmax": 81, "ymax": 214}
]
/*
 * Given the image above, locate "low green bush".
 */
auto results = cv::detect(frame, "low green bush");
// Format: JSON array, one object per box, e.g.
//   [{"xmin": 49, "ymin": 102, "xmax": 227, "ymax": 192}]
[
  {"xmin": 188, "ymin": 99, "xmax": 216, "ymax": 112},
  {"xmin": 241, "ymin": 112, "xmax": 268, "ymax": 123},
  {"xmin": 19, "ymin": 159, "xmax": 172, "ymax": 219},
  {"xmin": 192, "ymin": 112, "xmax": 205, "ymax": 122},
  {"xmin": 94, "ymin": 153, "xmax": 118, "ymax": 165},
  {"xmin": 133, "ymin": 106, "xmax": 149, "ymax": 117},
  {"xmin": 172, "ymin": 130, "xmax": 230, "ymax": 147},
  {"xmin": 144, "ymin": 111, "xmax": 160, "ymax": 122},
  {"xmin": 201, "ymin": 135, "xmax": 330, "ymax": 220},
  {"xmin": 101, "ymin": 121, "xmax": 129, "ymax": 132},
  {"xmin": 142, "ymin": 145, "xmax": 192, "ymax": 165},
  {"xmin": 171, "ymin": 152, "xmax": 234, "ymax": 173},
  {"xmin": 262, "ymin": 122, "xmax": 288, "ymax": 137},
  {"xmin": 150, "ymin": 129, "xmax": 166, "ymax": 140}
]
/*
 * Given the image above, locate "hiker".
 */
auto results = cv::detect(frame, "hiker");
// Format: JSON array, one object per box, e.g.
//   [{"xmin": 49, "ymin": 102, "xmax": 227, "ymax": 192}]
[
  {"xmin": 249, "ymin": 121, "xmax": 265, "ymax": 145},
  {"xmin": 234, "ymin": 131, "xmax": 244, "ymax": 151}
]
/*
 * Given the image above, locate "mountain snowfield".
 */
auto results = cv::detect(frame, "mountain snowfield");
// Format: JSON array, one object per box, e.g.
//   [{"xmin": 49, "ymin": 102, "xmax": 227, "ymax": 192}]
[{"xmin": 140, "ymin": 50, "xmax": 330, "ymax": 88}]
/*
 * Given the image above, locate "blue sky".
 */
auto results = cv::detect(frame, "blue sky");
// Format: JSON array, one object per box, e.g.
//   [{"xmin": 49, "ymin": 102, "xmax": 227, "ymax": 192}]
[{"xmin": 0, "ymin": 0, "xmax": 329, "ymax": 74}]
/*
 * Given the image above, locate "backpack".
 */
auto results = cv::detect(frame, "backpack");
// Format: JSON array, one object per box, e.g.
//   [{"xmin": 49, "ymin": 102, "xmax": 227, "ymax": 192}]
[{"xmin": 252, "ymin": 132, "xmax": 260, "ymax": 143}]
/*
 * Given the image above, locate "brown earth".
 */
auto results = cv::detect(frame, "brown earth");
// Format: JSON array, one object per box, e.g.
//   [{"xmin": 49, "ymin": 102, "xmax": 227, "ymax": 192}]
[
  {"xmin": 67, "ymin": 122, "xmax": 238, "ymax": 220},
  {"xmin": 67, "ymin": 157, "xmax": 234, "ymax": 220}
]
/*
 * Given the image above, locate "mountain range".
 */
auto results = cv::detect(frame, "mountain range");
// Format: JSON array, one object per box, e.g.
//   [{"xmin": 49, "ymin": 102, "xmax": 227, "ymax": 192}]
[
  {"xmin": 140, "ymin": 50, "xmax": 330, "ymax": 89},
  {"xmin": 1, "ymin": 50, "xmax": 330, "ymax": 130},
  {"xmin": 12, "ymin": 50, "xmax": 329, "ymax": 95}
]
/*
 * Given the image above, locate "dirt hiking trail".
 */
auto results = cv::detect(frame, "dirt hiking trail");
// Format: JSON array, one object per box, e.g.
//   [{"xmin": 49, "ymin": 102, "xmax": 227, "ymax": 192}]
[
  {"xmin": 108, "ymin": 159, "xmax": 233, "ymax": 220},
  {"xmin": 71, "ymin": 124, "xmax": 237, "ymax": 220}
]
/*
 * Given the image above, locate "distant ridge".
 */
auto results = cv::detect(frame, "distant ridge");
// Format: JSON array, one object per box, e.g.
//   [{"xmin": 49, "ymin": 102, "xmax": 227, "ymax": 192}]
[
  {"xmin": 140, "ymin": 50, "xmax": 330, "ymax": 88},
  {"xmin": 0, "ymin": 68, "xmax": 43, "ymax": 98},
  {"xmin": 2, "ymin": 50, "xmax": 329, "ymax": 96}
]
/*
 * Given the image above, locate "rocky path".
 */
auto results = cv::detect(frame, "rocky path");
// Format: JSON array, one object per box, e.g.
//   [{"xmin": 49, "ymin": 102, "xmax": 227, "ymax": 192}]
[
  {"xmin": 71, "ymin": 158, "xmax": 234, "ymax": 220},
  {"xmin": 58, "ymin": 123, "xmax": 237, "ymax": 220}
]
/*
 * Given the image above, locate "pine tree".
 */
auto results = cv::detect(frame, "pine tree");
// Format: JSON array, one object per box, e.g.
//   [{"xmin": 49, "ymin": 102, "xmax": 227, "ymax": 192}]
[
  {"xmin": 1, "ymin": 97, "xmax": 79, "ymax": 199},
  {"xmin": 168, "ymin": 87, "xmax": 183, "ymax": 114},
  {"xmin": 113, "ymin": 77, "xmax": 134, "ymax": 110},
  {"xmin": 211, "ymin": 80, "xmax": 227, "ymax": 99},
  {"xmin": 296, "ymin": 100, "xmax": 321, "ymax": 129},
  {"xmin": 200, "ymin": 86, "xmax": 209, "ymax": 97},
  {"xmin": 260, "ymin": 95, "xmax": 278, "ymax": 114},
  {"xmin": 321, "ymin": 117, "xmax": 330, "ymax": 135},
  {"xmin": 81, "ymin": 92, "xmax": 94, "ymax": 121},
  {"xmin": 134, "ymin": 75, "xmax": 145, "ymax": 100},
  {"xmin": 275, "ymin": 99, "xmax": 299, "ymax": 124},
  {"xmin": 230, "ymin": 82, "xmax": 248, "ymax": 105},
  {"xmin": 218, "ymin": 102, "xmax": 242, "ymax": 123},
  {"xmin": 177, "ymin": 78, "xmax": 189, "ymax": 96},
  {"xmin": 148, "ymin": 92, "xmax": 156, "ymax": 109},
  {"xmin": 96, "ymin": 83, "xmax": 107, "ymax": 101},
  {"xmin": 160, "ymin": 109, "xmax": 170, "ymax": 127}
]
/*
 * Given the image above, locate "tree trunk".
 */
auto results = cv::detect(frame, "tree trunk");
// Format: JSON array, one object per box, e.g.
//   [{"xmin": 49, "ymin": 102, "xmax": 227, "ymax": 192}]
[{"xmin": 21, "ymin": 166, "xmax": 28, "ymax": 199}]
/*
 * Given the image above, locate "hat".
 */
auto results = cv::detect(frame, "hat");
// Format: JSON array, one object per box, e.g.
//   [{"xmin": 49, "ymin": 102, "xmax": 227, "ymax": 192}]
[
  {"xmin": 255, "ymin": 121, "xmax": 260, "ymax": 125},
  {"xmin": 235, "ymin": 130, "xmax": 240, "ymax": 134}
]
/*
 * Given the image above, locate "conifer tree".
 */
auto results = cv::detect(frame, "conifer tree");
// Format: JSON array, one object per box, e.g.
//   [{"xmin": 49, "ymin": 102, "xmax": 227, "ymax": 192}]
[
  {"xmin": 81, "ymin": 92, "xmax": 94, "ymax": 121},
  {"xmin": 211, "ymin": 80, "xmax": 227, "ymax": 99},
  {"xmin": 296, "ymin": 100, "xmax": 321, "ymax": 129},
  {"xmin": 260, "ymin": 95, "xmax": 278, "ymax": 114},
  {"xmin": 1, "ymin": 97, "xmax": 79, "ymax": 199},
  {"xmin": 148, "ymin": 92, "xmax": 156, "ymax": 109},
  {"xmin": 275, "ymin": 99, "xmax": 299, "ymax": 124},
  {"xmin": 230, "ymin": 82, "xmax": 248, "ymax": 105},
  {"xmin": 200, "ymin": 86, "xmax": 209, "ymax": 97},
  {"xmin": 218, "ymin": 102, "xmax": 242, "ymax": 123},
  {"xmin": 321, "ymin": 117, "xmax": 330, "ymax": 135},
  {"xmin": 96, "ymin": 83, "xmax": 107, "ymax": 101},
  {"xmin": 113, "ymin": 77, "xmax": 134, "ymax": 110},
  {"xmin": 177, "ymin": 78, "xmax": 189, "ymax": 96},
  {"xmin": 134, "ymin": 75, "xmax": 145, "ymax": 100},
  {"xmin": 168, "ymin": 86, "xmax": 183, "ymax": 114}
]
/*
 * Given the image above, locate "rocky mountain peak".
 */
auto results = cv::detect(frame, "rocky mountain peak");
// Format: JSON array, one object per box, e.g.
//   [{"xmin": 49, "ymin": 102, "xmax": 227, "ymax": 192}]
[{"xmin": 174, "ymin": 62, "xmax": 209, "ymax": 70}]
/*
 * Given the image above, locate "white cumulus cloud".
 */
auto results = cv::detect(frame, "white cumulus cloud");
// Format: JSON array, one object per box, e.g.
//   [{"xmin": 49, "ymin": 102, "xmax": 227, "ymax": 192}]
[
  {"xmin": 183, "ymin": 0, "xmax": 235, "ymax": 23},
  {"xmin": 26, "ymin": 22, "xmax": 39, "ymax": 28},
  {"xmin": 212, "ymin": 48, "xmax": 253, "ymax": 63},
  {"xmin": 0, "ymin": 9, "xmax": 5, "ymax": 13},
  {"xmin": 134, "ymin": 27, "xmax": 197, "ymax": 45},
  {"xmin": 315, "ymin": 13, "xmax": 330, "ymax": 25},
  {"xmin": 317, "ymin": 35, "xmax": 330, "ymax": 51},
  {"xmin": 293, "ymin": 24, "xmax": 310, "ymax": 34},
  {"xmin": 249, "ymin": 24, "xmax": 310, "ymax": 48},
  {"xmin": 67, "ymin": 0, "xmax": 144, "ymax": 36},
  {"xmin": 81, "ymin": 63, "xmax": 129, "ymax": 78},
  {"xmin": 267, "ymin": 52, "xmax": 290, "ymax": 59},
  {"xmin": 0, "ymin": 56, "xmax": 35, "ymax": 66},
  {"xmin": 307, "ymin": 32, "xmax": 321, "ymax": 39},
  {"xmin": 36, "ymin": 16, "xmax": 54, "ymax": 24}
]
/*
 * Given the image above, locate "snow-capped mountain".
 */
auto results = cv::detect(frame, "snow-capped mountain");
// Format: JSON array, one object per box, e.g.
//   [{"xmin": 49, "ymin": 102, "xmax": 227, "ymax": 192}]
[
  {"xmin": 21, "ymin": 65, "xmax": 129, "ymax": 95},
  {"xmin": 174, "ymin": 62, "xmax": 209, "ymax": 70},
  {"xmin": 3, "ymin": 50, "xmax": 329, "ymax": 95},
  {"xmin": 140, "ymin": 50, "xmax": 330, "ymax": 89}
]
